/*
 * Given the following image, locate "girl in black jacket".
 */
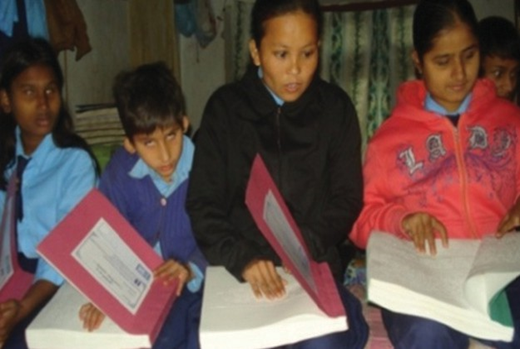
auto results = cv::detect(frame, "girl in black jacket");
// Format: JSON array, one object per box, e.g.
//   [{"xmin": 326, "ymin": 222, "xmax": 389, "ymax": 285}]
[{"xmin": 187, "ymin": 0, "xmax": 368, "ymax": 347}]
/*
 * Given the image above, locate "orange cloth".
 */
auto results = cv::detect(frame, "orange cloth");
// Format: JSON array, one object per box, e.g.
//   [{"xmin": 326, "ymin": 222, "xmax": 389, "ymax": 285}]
[{"xmin": 44, "ymin": 0, "xmax": 91, "ymax": 60}]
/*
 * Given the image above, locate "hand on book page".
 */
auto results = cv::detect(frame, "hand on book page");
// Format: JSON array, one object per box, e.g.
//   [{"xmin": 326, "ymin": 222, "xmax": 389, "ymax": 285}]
[
  {"xmin": 79, "ymin": 302, "xmax": 105, "ymax": 332},
  {"xmin": 153, "ymin": 259, "xmax": 192, "ymax": 296},
  {"xmin": 200, "ymin": 266, "xmax": 348, "ymax": 349},
  {"xmin": 78, "ymin": 258, "xmax": 190, "ymax": 332},
  {"xmin": 245, "ymin": 155, "xmax": 346, "ymax": 318},
  {"xmin": 402, "ymin": 212, "xmax": 448, "ymax": 255},
  {"xmin": 367, "ymin": 231, "xmax": 520, "ymax": 341},
  {"xmin": 36, "ymin": 189, "xmax": 178, "ymax": 343},
  {"xmin": 496, "ymin": 197, "xmax": 520, "ymax": 237},
  {"xmin": 242, "ymin": 259, "xmax": 287, "ymax": 300}
]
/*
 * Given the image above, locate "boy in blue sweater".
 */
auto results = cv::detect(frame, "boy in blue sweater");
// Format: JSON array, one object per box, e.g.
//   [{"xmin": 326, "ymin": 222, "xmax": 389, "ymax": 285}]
[{"xmin": 79, "ymin": 62, "xmax": 206, "ymax": 349}]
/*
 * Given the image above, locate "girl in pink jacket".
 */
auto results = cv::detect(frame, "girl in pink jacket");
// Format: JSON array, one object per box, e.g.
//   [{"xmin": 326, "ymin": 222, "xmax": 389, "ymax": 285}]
[{"xmin": 351, "ymin": 0, "xmax": 520, "ymax": 348}]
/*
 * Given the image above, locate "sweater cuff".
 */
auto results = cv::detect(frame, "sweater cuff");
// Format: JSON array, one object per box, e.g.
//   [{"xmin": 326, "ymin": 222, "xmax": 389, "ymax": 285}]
[
  {"xmin": 186, "ymin": 262, "xmax": 204, "ymax": 293},
  {"xmin": 391, "ymin": 206, "xmax": 412, "ymax": 239}
]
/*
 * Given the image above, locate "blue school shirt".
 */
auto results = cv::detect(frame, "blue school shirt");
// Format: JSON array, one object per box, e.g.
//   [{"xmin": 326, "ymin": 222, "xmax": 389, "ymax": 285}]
[
  {"xmin": 425, "ymin": 93, "xmax": 472, "ymax": 115},
  {"xmin": 258, "ymin": 67, "xmax": 284, "ymax": 106},
  {"xmin": 99, "ymin": 136, "xmax": 205, "ymax": 292},
  {"xmin": 1, "ymin": 128, "xmax": 97, "ymax": 285}
]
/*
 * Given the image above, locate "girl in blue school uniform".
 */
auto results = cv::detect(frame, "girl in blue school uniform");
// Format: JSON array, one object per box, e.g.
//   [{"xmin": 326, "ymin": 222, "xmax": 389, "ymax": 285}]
[
  {"xmin": 187, "ymin": 0, "xmax": 369, "ymax": 347},
  {"xmin": 0, "ymin": 38, "xmax": 98, "ymax": 348}
]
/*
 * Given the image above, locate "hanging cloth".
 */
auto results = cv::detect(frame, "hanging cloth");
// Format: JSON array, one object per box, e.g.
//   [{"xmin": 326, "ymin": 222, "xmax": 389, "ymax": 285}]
[
  {"xmin": 0, "ymin": 0, "xmax": 48, "ymax": 39},
  {"xmin": 0, "ymin": 0, "xmax": 18, "ymax": 37},
  {"xmin": 25, "ymin": 0, "xmax": 49, "ymax": 39},
  {"xmin": 0, "ymin": 0, "xmax": 28, "ymax": 59},
  {"xmin": 174, "ymin": 0, "xmax": 217, "ymax": 48},
  {"xmin": 43, "ymin": 0, "xmax": 91, "ymax": 60}
]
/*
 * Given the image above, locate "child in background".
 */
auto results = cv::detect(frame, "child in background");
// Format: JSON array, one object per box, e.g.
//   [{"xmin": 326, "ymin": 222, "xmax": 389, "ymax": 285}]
[
  {"xmin": 0, "ymin": 38, "xmax": 98, "ymax": 348},
  {"xmin": 478, "ymin": 16, "xmax": 520, "ymax": 101},
  {"xmin": 186, "ymin": 0, "xmax": 368, "ymax": 347},
  {"xmin": 79, "ymin": 62, "xmax": 206, "ymax": 349},
  {"xmin": 351, "ymin": 0, "xmax": 520, "ymax": 348}
]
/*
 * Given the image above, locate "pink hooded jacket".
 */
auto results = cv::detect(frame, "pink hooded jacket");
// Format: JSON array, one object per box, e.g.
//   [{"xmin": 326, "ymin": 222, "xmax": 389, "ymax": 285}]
[{"xmin": 351, "ymin": 79, "xmax": 520, "ymax": 249}]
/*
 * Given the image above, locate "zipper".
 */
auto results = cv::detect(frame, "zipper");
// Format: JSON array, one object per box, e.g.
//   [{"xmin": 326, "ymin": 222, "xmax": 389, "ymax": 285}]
[
  {"xmin": 449, "ymin": 119, "xmax": 477, "ymax": 238},
  {"xmin": 275, "ymin": 107, "xmax": 282, "ymax": 190}
]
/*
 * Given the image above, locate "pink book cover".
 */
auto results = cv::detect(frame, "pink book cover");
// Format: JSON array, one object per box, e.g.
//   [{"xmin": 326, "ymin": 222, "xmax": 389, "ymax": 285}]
[
  {"xmin": 0, "ymin": 172, "xmax": 33, "ymax": 302},
  {"xmin": 245, "ymin": 154, "xmax": 345, "ymax": 318},
  {"xmin": 37, "ymin": 189, "xmax": 178, "ymax": 343}
]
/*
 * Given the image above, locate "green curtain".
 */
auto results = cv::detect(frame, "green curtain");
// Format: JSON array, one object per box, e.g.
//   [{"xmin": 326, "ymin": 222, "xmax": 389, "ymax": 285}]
[{"xmin": 225, "ymin": 1, "xmax": 416, "ymax": 151}]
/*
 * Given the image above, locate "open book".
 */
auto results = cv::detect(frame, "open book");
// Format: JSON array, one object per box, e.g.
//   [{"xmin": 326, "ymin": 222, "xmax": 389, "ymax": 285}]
[
  {"xmin": 26, "ymin": 282, "xmax": 152, "ymax": 349},
  {"xmin": 0, "ymin": 172, "xmax": 33, "ymax": 302},
  {"xmin": 199, "ymin": 154, "xmax": 347, "ymax": 349},
  {"xmin": 367, "ymin": 231, "xmax": 520, "ymax": 341},
  {"xmin": 30, "ymin": 189, "xmax": 178, "ymax": 348},
  {"xmin": 200, "ymin": 266, "xmax": 347, "ymax": 349}
]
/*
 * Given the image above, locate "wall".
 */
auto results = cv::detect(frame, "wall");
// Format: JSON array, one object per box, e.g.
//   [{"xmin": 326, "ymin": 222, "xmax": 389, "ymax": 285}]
[
  {"xmin": 61, "ymin": 0, "xmax": 178, "ymax": 116},
  {"xmin": 60, "ymin": 0, "xmax": 131, "ymax": 113},
  {"xmin": 472, "ymin": 0, "xmax": 515, "ymax": 22},
  {"xmin": 178, "ymin": 0, "xmax": 227, "ymax": 131},
  {"xmin": 178, "ymin": 0, "xmax": 516, "ymax": 131},
  {"xmin": 64, "ymin": 0, "xmax": 516, "ymax": 129}
]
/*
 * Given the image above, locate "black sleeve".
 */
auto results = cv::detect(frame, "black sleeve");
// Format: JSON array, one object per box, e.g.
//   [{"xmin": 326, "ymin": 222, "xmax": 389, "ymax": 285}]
[{"xmin": 186, "ymin": 91, "xmax": 276, "ymax": 281}]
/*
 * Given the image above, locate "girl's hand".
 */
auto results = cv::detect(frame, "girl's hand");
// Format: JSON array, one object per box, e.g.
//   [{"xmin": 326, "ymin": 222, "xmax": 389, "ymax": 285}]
[
  {"xmin": 497, "ymin": 199, "xmax": 520, "ymax": 238},
  {"xmin": 79, "ymin": 302, "xmax": 105, "ymax": 332},
  {"xmin": 0, "ymin": 300, "xmax": 21, "ymax": 345},
  {"xmin": 242, "ymin": 259, "xmax": 286, "ymax": 300},
  {"xmin": 402, "ymin": 212, "xmax": 448, "ymax": 255},
  {"xmin": 153, "ymin": 260, "xmax": 192, "ymax": 296}
]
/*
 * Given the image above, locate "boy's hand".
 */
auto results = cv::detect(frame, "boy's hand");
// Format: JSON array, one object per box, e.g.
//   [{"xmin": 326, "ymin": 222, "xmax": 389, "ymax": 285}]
[
  {"xmin": 153, "ymin": 260, "xmax": 192, "ymax": 296},
  {"xmin": 402, "ymin": 212, "xmax": 448, "ymax": 255},
  {"xmin": 242, "ymin": 260, "xmax": 286, "ymax": 300},
  {"xmin": 0, "ymin": 300, "xmax": 21, "ymax": 346},
  {"xmin": 79, "ymin": 302, "xmax": 105, "ymax": 331}
]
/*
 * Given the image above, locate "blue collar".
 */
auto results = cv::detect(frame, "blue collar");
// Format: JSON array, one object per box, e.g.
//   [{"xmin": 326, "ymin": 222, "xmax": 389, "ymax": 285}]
[
  {"xmin": 15, "ymin": 127, "xmax": 55, "ymax": 165},
  {"xmin": 258, "ymin": 67, "xmax": 284, "ymax": 106},
  {"xmin": 425, "ymin": 93, "xmax": 472, "ymax": 116},
  {"xmin": 128, "ymin": 135, "xmax": 194, "ymax": 196}
]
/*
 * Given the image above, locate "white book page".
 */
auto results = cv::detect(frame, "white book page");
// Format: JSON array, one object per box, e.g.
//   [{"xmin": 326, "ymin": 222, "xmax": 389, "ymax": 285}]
[
  {"xmin": 263, "ymin": 191, "xmax": 316, "ymax": 293},
  {"xmin": 26, "ymin": 282, "xmax": 150, "ymax": 349},
  {"xmin": 200, "ymin": 266, "xmax": 346, "ymax": 349},
  {"xmin": 368, "ymin": 232, "xmax": 479, "ymax": 309},
  {"xmin": 465, "ymin": 234, "xmax": 520, "ymax": 314}
]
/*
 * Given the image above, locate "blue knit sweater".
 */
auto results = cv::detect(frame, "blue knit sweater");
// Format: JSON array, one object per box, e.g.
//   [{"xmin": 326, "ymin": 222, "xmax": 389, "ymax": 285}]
[{"xmin": 99, "ymin": 146, "xmax": 207, "ymax": 272}]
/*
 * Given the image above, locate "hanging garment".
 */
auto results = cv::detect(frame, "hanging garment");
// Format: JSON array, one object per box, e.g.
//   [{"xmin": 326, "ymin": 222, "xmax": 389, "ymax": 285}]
[
  {"xmin": 43, "ymin": 0, "xmax": 91, "ymax": 60},
  {"xmin": 0, "ymin": 0, "xmax": 29, "ymax": 59},
  {"xmin": 0, "ymin": 0, "xmax": 18, "ymax": 37},
  {"xmin": 174, "ymin": 0, "xmax": 217, "ymax": 48},
  {"xmin": 0, "ymin": 0, "xmax": 48, "ymax": 40},
  {"xmin": 25, "ymin": 0, "xmax": 49, "ymax": 39}
]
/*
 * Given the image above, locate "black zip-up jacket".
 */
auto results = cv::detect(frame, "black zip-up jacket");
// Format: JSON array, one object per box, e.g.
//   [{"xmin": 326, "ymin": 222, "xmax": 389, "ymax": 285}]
[{"xmin": 186, "ymin": 65, "xmax": 363, "ymax": 282}]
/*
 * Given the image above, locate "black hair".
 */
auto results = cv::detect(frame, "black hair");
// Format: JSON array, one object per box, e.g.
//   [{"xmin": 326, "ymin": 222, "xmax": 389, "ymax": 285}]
[
  {"xmin": 250, "ymin": 0, "xmax": 323, "ymax": 47},
  {"xmin": 413, "ymin": 0, "xmax": 479, "ymax": 61},
  {"xmin": 478, "ymin": 16, "xmax": 520, "ymax": 61},
  {"xmin": 113, "ymin": 62, "xmax": 187, "ymax": 140},
  {"xmin": 0, "ymin": 37, "xmax": 100, "ymax": 190}
]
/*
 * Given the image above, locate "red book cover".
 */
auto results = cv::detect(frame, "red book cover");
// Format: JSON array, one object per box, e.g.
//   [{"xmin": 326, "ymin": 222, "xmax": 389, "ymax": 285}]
[
  {"xmin": 37, "ymin": 189, "xmax": 178, "ymax": 344},
  {"xmin": 245, "ymin": 154, "xmax": 345, "ymax": 319},
  {"xmin": 0, "ymin": 172, "xmax": 33, "ymax": 302}
]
